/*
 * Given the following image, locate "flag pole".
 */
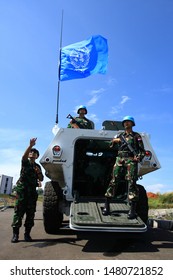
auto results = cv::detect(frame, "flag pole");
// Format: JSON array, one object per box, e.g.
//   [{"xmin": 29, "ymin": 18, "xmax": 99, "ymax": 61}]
[{"xmin": 55, "ymin": 10, "xmax": 64, "ymax": 125}]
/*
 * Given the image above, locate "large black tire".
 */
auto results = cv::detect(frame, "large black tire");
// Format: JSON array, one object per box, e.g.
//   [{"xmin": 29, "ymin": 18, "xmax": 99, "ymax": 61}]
[
  {"xmin": 136, "ymin": 184, "xmax": 149, "ymax": 224},
  {"xmin": 43, "ymin": 181, "xmax": 63, "ymax": 234}
]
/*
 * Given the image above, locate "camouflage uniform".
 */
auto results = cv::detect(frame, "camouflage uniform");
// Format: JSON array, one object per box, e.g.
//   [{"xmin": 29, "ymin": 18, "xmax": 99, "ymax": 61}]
[
  {"xmin": 67, "ymin": 116, "xmax": 93, "ymax": 129},
  {"xmin": 105, "ymin": 131, "xmax": 145, "ymax": 202},
  {"xmin": 11, "ymin": 159, "xmax": 43, "ymax": 229}
]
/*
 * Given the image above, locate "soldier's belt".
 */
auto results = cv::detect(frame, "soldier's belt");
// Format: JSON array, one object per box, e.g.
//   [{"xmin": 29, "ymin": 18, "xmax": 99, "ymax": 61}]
[{"xmin": 118, "ymin": 151, "xmax": 134, "ymax": 157}]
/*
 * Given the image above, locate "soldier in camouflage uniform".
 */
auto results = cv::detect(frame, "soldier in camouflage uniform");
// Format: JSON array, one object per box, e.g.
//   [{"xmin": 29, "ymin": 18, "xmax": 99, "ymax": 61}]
[
  {"xmin": 11, "ymin": 138, "xmax": 44, "ymax": 243},
  {"xmin": 67, "ymin": 105, "xmax": 94, "ymax": 129},
  {"xmin": 102, "ymin": 116, "xmax": 145, "ymax": 219}
]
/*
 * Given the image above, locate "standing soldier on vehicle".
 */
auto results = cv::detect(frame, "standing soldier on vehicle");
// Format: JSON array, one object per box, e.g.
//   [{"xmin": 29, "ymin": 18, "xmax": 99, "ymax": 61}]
[
  {"xmin": 67, "ymin": 105, "xmax": 94, "ymax": 129},
  {"xmin": 102, "ymin": 116, "xmax": 145, "ymax": 219},
  {"xmin": 11, "ymin": 138, "xmax": 44, "ymax": 243}
]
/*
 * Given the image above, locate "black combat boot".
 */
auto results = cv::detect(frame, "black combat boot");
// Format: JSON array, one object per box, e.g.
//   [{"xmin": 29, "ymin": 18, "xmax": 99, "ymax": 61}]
[
  {"xmin": 102, "ymin": 197, "xmax": 110, "ymax": 216},
  {"xmin": 127, "ymin": 201, "xmax": 137, "ymax": 219},
  {"xmin": 11, "ymin": 227, "xmax": 19, "ymax": 243},
  {"xmin": 24, "ymin": 228, "xmax": 32, "ymax": 242}
]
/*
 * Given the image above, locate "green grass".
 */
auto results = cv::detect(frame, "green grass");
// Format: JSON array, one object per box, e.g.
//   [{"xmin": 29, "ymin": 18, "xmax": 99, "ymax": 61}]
[
  {"xmin": 148, "ymin": 192, "xmax": 173, "ymax": 209},
  {"xmin": 1, "ymin": 193, "xmax": 173, "ymax": 209},
  {"xmin": 0, "ymin": 194, "xmax": 16, "ymax": 207},
  {"xmin": 0, "ymin": 194, "xmax": 43, "ymax": 207},
  {"xmin": 37, "ymin": 195, "xmax": 43, "ymax": 202}
]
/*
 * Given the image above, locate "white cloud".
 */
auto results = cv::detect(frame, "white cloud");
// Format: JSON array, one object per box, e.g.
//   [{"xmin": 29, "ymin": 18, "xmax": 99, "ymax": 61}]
[
  {"xmin": 0, "ymin": 146, "xmax": 23, "ymax": 184},
  {"xmin": 88, "ymin": 113, "xmax": 99, "ymax": 124},
  {"xmin": 0, "ymin": 163, "xmax": 20, "ymax": 184},
  {"xmin": 90, "ymin": 88, "xmax": 105, "ymax": 95},
  {"xmin": 0, "ymin": 127, "xmax": 48, "ymax": 185},
  {"xmin": 120, "ymin": 95, "xmax": 131, "ymax": 104},
  {"xmin": 137, "ymin": 113, "xmax": 173, "ymax": 124},
  {"xmin": 153, "ymin": 86, "xmax": 173, "ymax": 94},
  {"xmin": 0, "ymin": 148, "xmax": 22, "ymax": 163},
  {"xmin": 87, "ymin": 95, "xmax": 99, "ymax": 106},
  {"xmin": 106, "ymin": 77, "xmax": 118, "ymax": 86},
  {"xmin": 110, "ymin": 95, "xmax": 131, "ymax": 115},
  {"xmin": 72, "ymin": 88, "xmax": 107, "ymax": 113},
  {"xmin": 145, "ymin": 183, "xmax": 172, "ymax": 194},
  {"xmin": 87, "ymin": 88, "xmax": 106, "ymax": 107}
]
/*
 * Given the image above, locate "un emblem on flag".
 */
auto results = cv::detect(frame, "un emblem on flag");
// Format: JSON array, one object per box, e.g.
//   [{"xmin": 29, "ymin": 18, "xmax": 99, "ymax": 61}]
[{"xmin": 69, "ymin": 47, "xmax": 90, "ymax": 71}]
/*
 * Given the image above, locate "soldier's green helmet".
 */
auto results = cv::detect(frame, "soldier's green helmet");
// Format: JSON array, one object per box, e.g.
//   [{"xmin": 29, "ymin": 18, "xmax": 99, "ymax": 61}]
[
  {"xmin": 77, "ymin": 105, "xmax": 87, "ymax": 114},
  {"xmin": 122, "ymin": 116, "xmax": 135, "ymax": 126}
]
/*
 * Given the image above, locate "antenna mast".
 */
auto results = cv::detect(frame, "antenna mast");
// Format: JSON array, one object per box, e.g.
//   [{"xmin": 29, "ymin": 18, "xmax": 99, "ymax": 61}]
[{"xmin": 55, "ymin": 10, "xmax": 64, "ymax": 125}]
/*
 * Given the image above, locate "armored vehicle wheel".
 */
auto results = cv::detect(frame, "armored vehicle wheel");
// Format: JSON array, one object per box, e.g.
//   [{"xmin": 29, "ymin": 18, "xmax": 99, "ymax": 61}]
[
  {"xmin": 43, "ymin": 181, "xmax": 63, "ymax": 234},
  {"xmin": 136, "ymin": 184, "xmax": 149, "ymax": 224}
]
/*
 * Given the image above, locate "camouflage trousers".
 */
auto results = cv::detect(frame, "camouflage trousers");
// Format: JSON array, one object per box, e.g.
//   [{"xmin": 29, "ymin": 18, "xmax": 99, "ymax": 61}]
[
  {"xmin": 11, "ymin": 184, "xmax": 38, "ymax": 229},
  {"xmin": 105, "ymin": 156, "xmax": 139, "ymax": 202}
]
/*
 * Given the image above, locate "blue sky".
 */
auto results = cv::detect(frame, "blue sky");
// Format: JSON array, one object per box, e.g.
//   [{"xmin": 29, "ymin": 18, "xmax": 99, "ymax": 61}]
[{"xmin": 0, "ymin": 0, "xmax": 173, "ymax": 193}]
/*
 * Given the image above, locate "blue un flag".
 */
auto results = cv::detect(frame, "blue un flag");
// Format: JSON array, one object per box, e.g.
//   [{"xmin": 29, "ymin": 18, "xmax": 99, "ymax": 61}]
[{"xmin": 60, "ymin": 35, "xmax": 108, "ymax": 81}]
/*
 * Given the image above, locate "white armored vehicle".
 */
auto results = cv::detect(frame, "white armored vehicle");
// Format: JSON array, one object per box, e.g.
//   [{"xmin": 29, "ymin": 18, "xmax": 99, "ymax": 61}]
[{"xmin": 40, "ymin": 120, "xmax": 161, "ymax": 234}]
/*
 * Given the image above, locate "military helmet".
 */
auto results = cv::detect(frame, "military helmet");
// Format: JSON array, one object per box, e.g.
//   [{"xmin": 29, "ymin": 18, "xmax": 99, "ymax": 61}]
[
  {"xmin": 122, "ymin": 116, "xmax": 135, "ymax": 126},
  {"xmin": 77, "ymin": 105, "xmax": 87, "ymax": 114}
]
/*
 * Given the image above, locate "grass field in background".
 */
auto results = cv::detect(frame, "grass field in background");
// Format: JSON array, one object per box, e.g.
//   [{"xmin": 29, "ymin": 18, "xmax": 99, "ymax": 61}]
[
  {"xmin": 148, "ymin": 192, "xmax": 173, "ymax": 209},
  {"xmin": 1, "ymin": 192, "xmax": 173, "ymax": 211}
]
